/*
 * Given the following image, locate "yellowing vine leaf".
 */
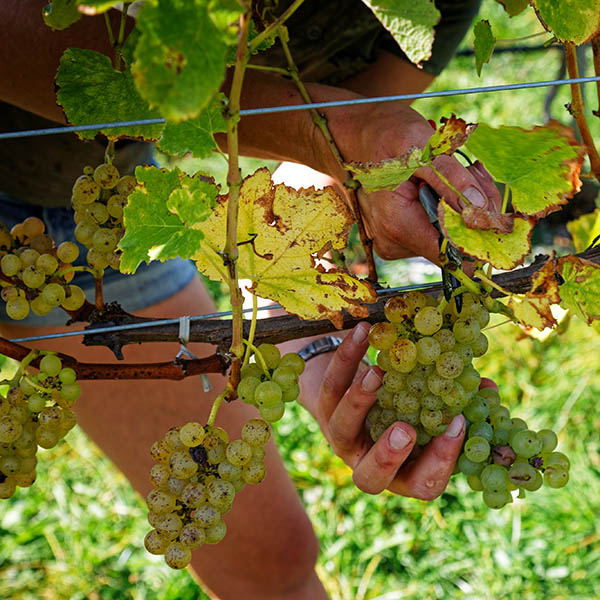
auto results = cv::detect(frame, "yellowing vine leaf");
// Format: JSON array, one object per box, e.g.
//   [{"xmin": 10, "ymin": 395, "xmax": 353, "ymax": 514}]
[
  {"xmin": 423, "ymin": 115, "xmax": 476, "ymax": 159},
  {"xmin": 507, "ymin": 255, "xmax": 561, "ymax": 330},
  {"xmin": 558, "ymin": 256, "xmax": 600, "ymax": 324},
  {"xmin": 567, "ymin": 209, "xmax": 600, "ymax": 253},
  {"xmin": 193, "ymin": 168, "xmax": 376, "ymax": 327},
  {"xmin": 438, "ymin": 200, "xmax": 533, "ymax": 269},
  {"xmin": 465, "ymin": 121, "xmax": 585, "ymax": 217}
]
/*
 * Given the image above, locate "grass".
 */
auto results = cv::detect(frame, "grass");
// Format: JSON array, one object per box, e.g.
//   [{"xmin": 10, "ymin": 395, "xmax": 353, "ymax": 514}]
[{"xmin": 2, "ymin": 2, "xmax": 600, "ymax": 599}]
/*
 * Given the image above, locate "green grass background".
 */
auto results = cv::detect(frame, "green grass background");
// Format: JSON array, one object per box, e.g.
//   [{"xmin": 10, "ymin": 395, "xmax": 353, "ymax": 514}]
[{"xmin": 2, "ymin": 2, "xmax": 600, "ymax": 599}]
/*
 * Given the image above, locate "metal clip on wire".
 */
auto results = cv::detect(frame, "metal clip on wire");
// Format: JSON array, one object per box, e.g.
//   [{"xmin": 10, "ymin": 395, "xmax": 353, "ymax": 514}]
[
  {"xmin": 176, "ymin": 316, "xmax": 212, "ymax": 392},
  {"xmin": 418, "ymin": 183, "xmax": 463, "ymax": 312}
]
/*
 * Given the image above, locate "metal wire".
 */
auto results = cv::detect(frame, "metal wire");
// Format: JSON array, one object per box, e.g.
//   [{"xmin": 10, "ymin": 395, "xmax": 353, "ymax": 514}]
[
  {"xmin": 7, "ymin": 281, "xmax": 436, "ymax": 343},
  {"xmin": 1, "ymin": 76, "xmax": 600, "ymax": 140}
]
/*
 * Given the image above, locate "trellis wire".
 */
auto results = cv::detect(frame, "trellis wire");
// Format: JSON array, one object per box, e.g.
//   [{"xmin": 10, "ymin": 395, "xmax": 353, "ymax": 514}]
[
  {"xmin": 8, "ymin": 282, "xmax": 436, "ymax": 343},
  {"xmin": 1, "ymin": 75, "xmax": 600, "ymax": 140}
]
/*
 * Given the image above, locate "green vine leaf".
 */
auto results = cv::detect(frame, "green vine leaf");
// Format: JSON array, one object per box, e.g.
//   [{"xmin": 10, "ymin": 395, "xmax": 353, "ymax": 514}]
[
  {"xmin": 119, "ymin": 166, "xmax": 218, "ymax": 274},
  {"xmin": 56, "ymin": 40, "xmax": 164, "ymax": 141},
  {"xmin": 192, "ymin": 168, "xmax": 376, "ymax": 327},
  {"xmin": 567, "ymin": 209, "xmax": 600, "ymax": 253},
  {"xmin": 438, "ymin": 200, "xmax": 533, "ymax": 269},
  {"xmin": 360, "ymin": 0, "xmax": 441, "ymax": 65},
  {"xmin": 465, "ymin": 121, "xmax": 585, "ymax": 217},
  {"xmin": 494, "ymin": 0, "xmax": 529, "ymax": 17},
  {"xmin": 158, "ymin": 93, "xmax": 227, "ymax": 159},
  {"xmin": 132, "ymin": 0, "xmax": 228, "ymax": 123},
  {"xmin": 473, "ymin": 20, "xmax": 495, "ymax": 76},
  {"xmin": 349, "ymin": 116, "xmax": 474, "ymax": 193},
  {"xmin": 348, "ymin": 148, "xmax": 424, "ymax": 193},
  {"xmin": 533, "ymin": 0, "xmax": 600, "ymax": 45},
  {"xmin": 43, "ymin": 0, "xmax": 82, "ymax": 30},
  {"xmin": 558, "ymin": 256, "xmax": 600, "ymax": 324},
  {"xmin": 75, "ymin": 1, "xmax": 122, "ymax": 13}
]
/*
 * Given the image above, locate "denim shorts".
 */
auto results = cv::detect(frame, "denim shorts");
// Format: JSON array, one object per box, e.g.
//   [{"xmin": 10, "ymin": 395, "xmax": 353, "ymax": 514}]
[{"xmin": 0, "ymin": 194, "xmax": 197, "ymax": 327}]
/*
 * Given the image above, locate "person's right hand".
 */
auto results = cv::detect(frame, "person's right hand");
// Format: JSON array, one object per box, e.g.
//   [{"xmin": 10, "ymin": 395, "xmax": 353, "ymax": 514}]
[{"xmin": 323, "ymin": 101, "xmax": 502, "ymax": 264}]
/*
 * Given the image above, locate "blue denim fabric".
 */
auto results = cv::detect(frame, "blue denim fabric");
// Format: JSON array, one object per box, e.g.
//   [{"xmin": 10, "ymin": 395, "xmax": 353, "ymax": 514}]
[{"xmin": 0, "ymin": 194, "xmax": 197, "ymax": 326}]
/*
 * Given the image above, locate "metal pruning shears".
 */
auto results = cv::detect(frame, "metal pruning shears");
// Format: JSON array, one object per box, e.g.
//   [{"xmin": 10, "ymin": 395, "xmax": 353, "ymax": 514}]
[{"xmin": 417, "ymin": 182, "xmax": 463, "ymax": 312}]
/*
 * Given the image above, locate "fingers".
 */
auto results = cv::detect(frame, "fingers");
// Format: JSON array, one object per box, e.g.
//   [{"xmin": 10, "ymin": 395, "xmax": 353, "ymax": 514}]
[
  {"xmin": 468, "ymin": 161, "xmax": 502, "ymax": 211},
  {"xmin": 318, "ymin": 323, "xmax": 371, "ymax": 426},
  {"xmin": 357, "ymin": 183, "xmax": 441, "ymax": 264},
  {"xmin": 327, "ymin": 366, "xmax": 382, "ymax": 455},
  {"xmin": 415, "ymin": 154, "xmax": 502, "ymax": 213},
  {"xmin": 351, "ymin": 422, "xmax": 416, "ymax": 494},
  {"xmin": 388, "ymin": 414, "xmax": 466, "ymax": 500}
]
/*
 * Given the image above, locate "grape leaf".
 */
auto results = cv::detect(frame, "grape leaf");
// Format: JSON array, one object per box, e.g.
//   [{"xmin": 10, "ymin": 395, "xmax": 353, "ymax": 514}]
[
  {"xmin": 495, "ymin": 0, "xmax": 529, "ymax": 17},
  {"xmin": 558, "ymin": 256, "xmax": 600, "ymax": 324},
  {"xmin": 76, "ymin": 1, "xmax": 123, "ymax": 13},
  {"xmin": 473, "ymin": 20, "xmax": 495, "ymax": 76},
  {"xmin": 43, "ymin": 0, "xmax": 82, "ymax": 30},
  {"xmin": 132, "ymin": 0, "xmax": 228, "ymax": 123},
  {"xmin": 350, "ymin": 116, "xmax": 474, "ymax": 193},
  {"xmin": 567, "ymin": 209, "xmax": 600, "ymax": 253},
  {"xmin": 119, "ymin": 166, "xmax": 218, "ymax": 273},
  {"xmin": 507, "ymin": 255, "xmax": 561, "ymax": 330},
  {"xmin": 533, "ymin": 0, "xmax": 600, "ymax": 45},
  {"xmin": 465, "ymin": 121, "xmax": 585, "ymax": 217},
  {"xmin": 158, "ymin": 94, "xmax": 226, "ymax": 159},
  {"xmin": 208, "ymin": 0, "xmax": 244, "ymax": 44},
  {"xmin": 360, "ymin": 0, "xmax": 441, "ymax": 65},
  {"xmin": 192, "ymin": 168, "xmax": 376, "ymax": 327},
  {"xmin": 56, "ymin": 42, "xmax": 164, "ymax": 141},
  {"xmin": 438, "ymin": 200, "xmax": 533, "ymax": 269},
  {"xmin": 347, "ymin": 148, "xmax": 425, "ymax": 193}
]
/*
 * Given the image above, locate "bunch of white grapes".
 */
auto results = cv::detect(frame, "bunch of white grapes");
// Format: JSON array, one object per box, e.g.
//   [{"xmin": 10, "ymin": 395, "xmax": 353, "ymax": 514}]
[
  {"xmin": 367, "ymin": 291, "xmax": 570, "ymax": 509},
  {"xmin": 72, "ymin": 162, "xmax": 135, "ymax": 273},
  {"xmin": 0, "ymin": 353, "xmax": 80, "ymax": 499},
  {"xmin": 145, "ymin": 419, "xmax": 271, "ymax": 569},
  {"xmin": 236, "ymin": 343, "xmax": 305, "ymax": 422},
  {"xmin": 0, "ymin": 216, "xmax": 85, "ymax": 320}
]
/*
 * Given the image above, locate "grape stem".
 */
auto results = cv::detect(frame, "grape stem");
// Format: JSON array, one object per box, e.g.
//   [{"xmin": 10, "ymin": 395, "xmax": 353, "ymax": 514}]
[
  {"xmin": 242, "ymin": 339, "xmax": 270, "ymax": 377},
  {"xmin": 206, "ymin": 386, "xmax": 232, "ymax": 428},
  {"xmin": 242, "ymin": 294, "xmax": 259, "ymax": 368},
  {"xmin": 474, "ymin": 269, "xmax": 512, "ymax": 297}
]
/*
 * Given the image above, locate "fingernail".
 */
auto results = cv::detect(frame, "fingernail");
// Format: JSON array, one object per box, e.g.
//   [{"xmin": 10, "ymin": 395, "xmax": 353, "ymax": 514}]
[
  {"xmin": 464, "ymin": 186, "xmax": 487, "ymax": 208},
  {"xmin": 353, "ymin": 322, "xmax": 369, "ymax": 344},
  {"xmin": 361, "ymin": 368, "xmax": 381, "ymax": 393},
  {"xmin": 389, "ymin": 427, "xmax": 411, "ymax": 450},
  {"xmin": 445, "ymin": 415, "xmax": 465, "ymax": 438}
]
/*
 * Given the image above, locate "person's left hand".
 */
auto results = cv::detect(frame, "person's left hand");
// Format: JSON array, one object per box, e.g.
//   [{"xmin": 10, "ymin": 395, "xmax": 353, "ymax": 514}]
[{"xmin": 307, "ymin": 322, "xmax": 467, "ymax": 499}]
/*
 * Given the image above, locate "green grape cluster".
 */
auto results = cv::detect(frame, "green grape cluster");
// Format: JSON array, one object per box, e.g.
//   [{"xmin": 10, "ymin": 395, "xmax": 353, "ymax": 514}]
[
  {"xmin": 144, "ymin": 419, "xmax": 271, "ymax": 569},
  {"xmin": 367, "ymin": 291, "xmax": 570, "ymax": 509},
  {"xmin": 0, "ymin": 217, "xmax": 85, "ymax": 320},
  {"xmin": 0, "ymin": 353, "xmax": 80, "ymax": 499},
  {"xmin": 72, "ymin": 162, "xmax": 135, "ymax": 273},
  {"xmin": 236, "ymin": 344, "xmax": 305, "ymax": 422}
]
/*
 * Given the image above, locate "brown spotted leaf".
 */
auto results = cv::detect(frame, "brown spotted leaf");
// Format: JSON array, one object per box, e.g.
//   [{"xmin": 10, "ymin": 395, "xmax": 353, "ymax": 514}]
[
  {"xmin": 462, "ymin": 205, "xmax": 514, "ymax": 233},
  {"xmin": 558, "ymin": 255, "xmax": 600, "ymax": 324},
  {"xmin": 423, "ymin": 115, "xmax": 476, "ymax": 159},
  {"xmin": 567, "ymin": 209, "xmax": 600, "ymax": 253},
  {"xmin": 438, "ymin": 200, "xmax": 533, "ymax": 269},
  {"xmin": 192, "ymin": 168, "xmax": 376, "ymax": 327}
]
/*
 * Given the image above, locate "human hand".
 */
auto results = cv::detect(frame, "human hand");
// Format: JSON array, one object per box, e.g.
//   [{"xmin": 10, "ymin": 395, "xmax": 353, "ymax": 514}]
[
  {"xmin": 311, "ymin": 322, "xmax": 498, "ymax": 500},
  {"xmin": 328, "ymin": 102, "xmax": 502, "ymax": 263}
]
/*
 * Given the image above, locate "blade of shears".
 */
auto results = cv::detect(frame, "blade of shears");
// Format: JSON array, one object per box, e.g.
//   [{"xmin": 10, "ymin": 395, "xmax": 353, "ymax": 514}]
[{"xmin": 417, "ymin": 183, "xmax": 463, "ymax": 312}]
